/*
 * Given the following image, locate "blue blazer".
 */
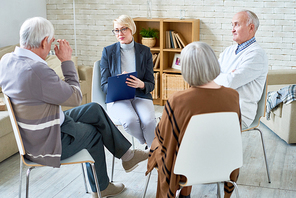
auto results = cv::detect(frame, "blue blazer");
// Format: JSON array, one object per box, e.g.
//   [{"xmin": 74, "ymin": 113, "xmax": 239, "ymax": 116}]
[{"xmin": 100, "ymin": 41, "xmax": 155, "ymax": 100}]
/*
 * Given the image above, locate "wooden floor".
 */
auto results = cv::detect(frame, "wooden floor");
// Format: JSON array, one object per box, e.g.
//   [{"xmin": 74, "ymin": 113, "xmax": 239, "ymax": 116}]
[{"xmin": 1, "ymin": 105, "xmax": 296, "ymax": 198}]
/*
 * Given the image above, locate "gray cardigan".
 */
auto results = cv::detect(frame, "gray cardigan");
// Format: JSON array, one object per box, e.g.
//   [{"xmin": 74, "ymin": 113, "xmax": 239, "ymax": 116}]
[{"xmin": 0, "ymin": 47, "xmax": 82, "ymax": 167}]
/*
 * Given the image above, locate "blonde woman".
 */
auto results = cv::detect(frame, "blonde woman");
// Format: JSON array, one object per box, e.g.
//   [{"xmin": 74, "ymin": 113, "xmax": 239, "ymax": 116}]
[{"xmin": 100, "ymin": 15, "xmax": 156, "ymax": 147}]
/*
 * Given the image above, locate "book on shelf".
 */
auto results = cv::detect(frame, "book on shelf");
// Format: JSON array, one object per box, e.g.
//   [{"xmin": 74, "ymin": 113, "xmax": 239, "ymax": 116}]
[
  {"xmin": 172, "ymin": 31, "xmax": 178, "ymax": 49},
  {"xmin": 153, "ymin": 53, "xmax": 160, "ymax": 69},
  {"xmin": 166, "ymin": 31, "xmax": 188, "ymax": 49},
  {"xmin": 175, "ymin": 33, "xmax": 188, "ymax": 48},
  {"xmin": 173, "ymin": 32, "xmax": 182, "ymax": 49},
  {"xmin": 174, "ymin": 34, "xmax": 183, "ymax": 48},
  {"xmin": 152, "ymin": 53, "xmax": 158, "ymax": 65},
  {"xmin": 166, "ymin": 31, "xmax": 171, "ymax": 48},
  {"xmin": 169, "ymin": 31, "xmax": 175, "ymax": 48}
]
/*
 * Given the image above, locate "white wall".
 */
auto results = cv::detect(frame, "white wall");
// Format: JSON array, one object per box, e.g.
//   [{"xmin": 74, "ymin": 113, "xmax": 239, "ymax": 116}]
[
  {"xmin": 47, "ymin": 0, "xmax": 296, "ymax": 70},
  {"xmin": 0, "ymin": 0, "xmax": 47, "ymax": 47}
]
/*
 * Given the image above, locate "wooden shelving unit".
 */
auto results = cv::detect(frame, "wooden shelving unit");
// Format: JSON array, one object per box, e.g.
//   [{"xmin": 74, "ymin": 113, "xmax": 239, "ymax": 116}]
[{"xmin": 133, "ymin": 18, "xmax": 200, "ymax": 105}]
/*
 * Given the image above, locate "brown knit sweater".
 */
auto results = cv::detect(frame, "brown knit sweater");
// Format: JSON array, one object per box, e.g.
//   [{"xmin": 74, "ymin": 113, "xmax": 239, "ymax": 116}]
[{"xmin": 146, "ymin": 86, "xmax": 241, "ymax": 198}]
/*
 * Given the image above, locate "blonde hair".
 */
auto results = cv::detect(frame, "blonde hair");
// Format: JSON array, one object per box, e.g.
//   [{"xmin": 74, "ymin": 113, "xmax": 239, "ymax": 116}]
[
  {"xmin": 113, "ymin": 15, "xmax": 136, "ymax": 35},
  {"xmin": 181, "ymin": 42, "xmax": 220, "ymax": 86}
]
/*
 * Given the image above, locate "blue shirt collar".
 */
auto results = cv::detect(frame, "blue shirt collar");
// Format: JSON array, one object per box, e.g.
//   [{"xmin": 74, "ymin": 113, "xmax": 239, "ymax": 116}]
[{"xmin": 235, "ymin": 37, "xmax": 256, "ymax": 55}]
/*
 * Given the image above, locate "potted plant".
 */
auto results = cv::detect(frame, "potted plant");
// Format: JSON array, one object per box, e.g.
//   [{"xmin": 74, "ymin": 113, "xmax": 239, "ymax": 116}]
[{"xmin": 139, "ymin": 27, "xmax": 159, "ymax": 48}]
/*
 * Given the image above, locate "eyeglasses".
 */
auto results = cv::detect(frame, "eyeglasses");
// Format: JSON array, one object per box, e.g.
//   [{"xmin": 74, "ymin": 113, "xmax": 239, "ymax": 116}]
[{"xmin": 112, "ymin": 27, "xmax": 129, "ymax": 35}]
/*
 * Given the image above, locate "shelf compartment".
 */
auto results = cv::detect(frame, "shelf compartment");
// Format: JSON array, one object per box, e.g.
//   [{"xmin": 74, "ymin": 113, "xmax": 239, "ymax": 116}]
[
  {"xmin": 133, "ymin": 18, "xmax": 162, "ymax": 49},
  {"xmin": 163, "ymin": 19, "xmax": 200, "ymax": 50}
]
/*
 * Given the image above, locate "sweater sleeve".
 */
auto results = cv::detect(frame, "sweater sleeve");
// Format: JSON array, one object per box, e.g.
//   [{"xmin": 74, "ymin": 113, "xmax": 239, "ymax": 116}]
[
  {"xmin": 141, "ymin": 48, "xmax": 155, "ymax": 94},
  {"xmin": 100, "ymin": 47, "xmax": 111, "ymax": 94},
  {"xmin": 215, "ymin": 47, "xmax": 267, "ymax": 90},
  {"xmin": 31, "ymin": 60, "xmax": 82, "ymax": 106}
]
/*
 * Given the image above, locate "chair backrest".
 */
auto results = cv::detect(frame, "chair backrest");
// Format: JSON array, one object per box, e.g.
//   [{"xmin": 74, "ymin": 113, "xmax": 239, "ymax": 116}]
[
  {"xmin": 243, "ymin": 78, "xmax": 268, "ymax": 131},
  {"xmin": 3, "ymin": 94, "xmax": 26, "ymax": 155},
  {"xmin": 256, "ymin": 78, "xmax": 268, "ymax": 119},
  {"xmin": 174, "ymin": 112, "xmax": 243, "ymax": 186},
  {"xmin": 91, "ymin": 60, "xmax": 107, "ymax": 111}
]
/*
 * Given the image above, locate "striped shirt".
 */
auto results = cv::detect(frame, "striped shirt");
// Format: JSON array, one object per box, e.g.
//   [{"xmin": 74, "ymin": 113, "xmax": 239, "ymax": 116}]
[{"xmin": 235, "ymin": 37, "xmax": 256, "ymax": 54}]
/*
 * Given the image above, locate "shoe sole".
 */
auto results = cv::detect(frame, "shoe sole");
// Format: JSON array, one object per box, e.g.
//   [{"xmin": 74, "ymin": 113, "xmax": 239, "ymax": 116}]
[
  {"xmin": 124, "ymin": 164, "xmax": 139, "ymax": 173},
  {"xmin": 101, "ymin": 186, "xmax": 125, "ymax": 198}
]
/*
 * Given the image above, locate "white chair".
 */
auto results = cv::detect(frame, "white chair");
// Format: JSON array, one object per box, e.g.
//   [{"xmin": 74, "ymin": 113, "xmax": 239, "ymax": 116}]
[
  {"xmin": 92, "ymin": 60, "xmax": 162, "ymax": 123},
  {"xmin": 92, "ymin": 60, "xmax": 136, "ymax": 149},
  {"xmin": 92, "ymin": 60, "xmax": 161, "ymax": 182},
  {"xmin": 143, "ymin": 112, "xmax": 243, "ymax": 198},
  {"xmin": 242, "ymin": 79, "xmax": 271, "ymax": 183},
  {"xmin": 3, "ymin": 94, "xmax": 101, "ymax": 198}
]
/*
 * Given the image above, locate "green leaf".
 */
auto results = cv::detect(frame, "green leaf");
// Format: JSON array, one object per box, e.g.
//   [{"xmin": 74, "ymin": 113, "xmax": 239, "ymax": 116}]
[{"xmin": 139, "ymin": 27, "xmax": 159, "ymax": 39}]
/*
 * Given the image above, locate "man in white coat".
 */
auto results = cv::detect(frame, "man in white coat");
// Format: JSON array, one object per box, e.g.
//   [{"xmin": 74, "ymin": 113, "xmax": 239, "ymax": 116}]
[{"xmin": 215, "ymin": 10, "xmax": 268, "ymax": 128}]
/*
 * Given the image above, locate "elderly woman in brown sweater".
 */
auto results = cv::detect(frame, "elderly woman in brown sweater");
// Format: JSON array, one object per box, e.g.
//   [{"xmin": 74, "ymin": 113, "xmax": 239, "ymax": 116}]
[{"xmin": 146, "ymin": 41, "xmax": 241, "ymax": 198}]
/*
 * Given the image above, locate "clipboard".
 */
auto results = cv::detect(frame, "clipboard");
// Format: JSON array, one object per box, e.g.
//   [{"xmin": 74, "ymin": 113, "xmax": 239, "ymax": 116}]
[{"xmin": 106, "ymin": 72, "xmax": 137, "ymax": 103}]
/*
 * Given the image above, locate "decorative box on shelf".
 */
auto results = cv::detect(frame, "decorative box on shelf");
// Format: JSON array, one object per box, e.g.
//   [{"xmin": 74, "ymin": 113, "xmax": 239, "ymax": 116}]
[{"xmin": 162, "ymin": 73, "xmax": 189, "ymax": 100}]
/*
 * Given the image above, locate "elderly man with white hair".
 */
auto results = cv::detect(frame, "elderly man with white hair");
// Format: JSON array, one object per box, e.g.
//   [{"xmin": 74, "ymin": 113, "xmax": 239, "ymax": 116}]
[
  {"xmin": 0, "ymin": 17, "xmax": 149, "ymax": 198},
  {"xmin": 214, "ymin": 10, "xmax": 268, "ymax": 128}
]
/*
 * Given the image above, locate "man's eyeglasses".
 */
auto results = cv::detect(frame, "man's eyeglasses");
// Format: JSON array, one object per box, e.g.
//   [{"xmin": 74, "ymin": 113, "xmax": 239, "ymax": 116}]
[{"xmin": 112, "ymin": 27, "xmax": 129, "ymax": 35}]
